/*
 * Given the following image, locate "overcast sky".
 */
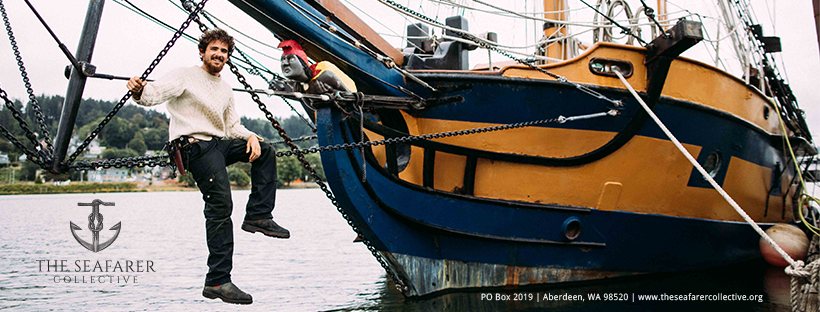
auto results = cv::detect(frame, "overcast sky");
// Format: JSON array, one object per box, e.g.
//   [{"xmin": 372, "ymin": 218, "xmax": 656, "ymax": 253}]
[{"xmin": 0, "ymin": 0, "xmax": 818, "ymax": 135}]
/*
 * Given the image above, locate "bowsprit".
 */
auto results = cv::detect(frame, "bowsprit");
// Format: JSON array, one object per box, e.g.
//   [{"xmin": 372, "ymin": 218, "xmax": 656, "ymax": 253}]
[{"xmin": 70, "ymin": 199, "xmax": 121, "ymax": 253}]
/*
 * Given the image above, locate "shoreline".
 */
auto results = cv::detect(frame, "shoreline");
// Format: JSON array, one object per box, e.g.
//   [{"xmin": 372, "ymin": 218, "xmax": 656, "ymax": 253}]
[{"xmin": 0, "ymin": 181, "xmax": 319, "ymax": 195}]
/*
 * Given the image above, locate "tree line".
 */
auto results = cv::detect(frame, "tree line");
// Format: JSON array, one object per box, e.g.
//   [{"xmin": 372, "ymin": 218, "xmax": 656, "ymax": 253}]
[{"xmin": 1, "ymin": 95, "xmax": 321, "ymax": 184}]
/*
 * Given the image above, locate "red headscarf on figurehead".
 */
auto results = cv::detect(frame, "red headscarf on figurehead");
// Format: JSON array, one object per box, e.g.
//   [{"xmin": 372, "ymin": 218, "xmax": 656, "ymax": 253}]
[{"xmin": 278, "ymin": 40, "xmax": 317, "ymax": 77}]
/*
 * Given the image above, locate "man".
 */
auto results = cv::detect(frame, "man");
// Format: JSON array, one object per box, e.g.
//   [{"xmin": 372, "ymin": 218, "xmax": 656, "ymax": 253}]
[{"xmin": 127, "ymin": 29, "xmax": 288, "ymax": 305}]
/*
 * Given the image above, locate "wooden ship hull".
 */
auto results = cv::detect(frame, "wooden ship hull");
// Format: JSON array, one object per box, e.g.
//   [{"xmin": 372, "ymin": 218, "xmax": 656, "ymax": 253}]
[{"xmin": 231, "ymin": 0, "xmax": 814, "ymax": 296}]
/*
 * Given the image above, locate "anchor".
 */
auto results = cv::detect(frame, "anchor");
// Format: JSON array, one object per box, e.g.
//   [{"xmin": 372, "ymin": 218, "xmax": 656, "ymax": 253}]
[{"xmin": 70, "ymin": 199, "xmax": 121, "ymax": 253}]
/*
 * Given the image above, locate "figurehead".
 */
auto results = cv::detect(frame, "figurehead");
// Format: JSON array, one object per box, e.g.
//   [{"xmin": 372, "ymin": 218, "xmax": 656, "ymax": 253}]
[
  {"xmin": 278, "ymin": 40, "xmax": 313, "ymax": 82},
  {"xmin": 278, "ymin": 39, "xmax": 356, "ymax": 93}
]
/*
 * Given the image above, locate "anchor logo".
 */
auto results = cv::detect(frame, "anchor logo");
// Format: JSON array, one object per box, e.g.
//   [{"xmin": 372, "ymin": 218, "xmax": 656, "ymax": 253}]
[{"xmin": 70, "ymin": 199, "xmax": 121, "ymax": 253}]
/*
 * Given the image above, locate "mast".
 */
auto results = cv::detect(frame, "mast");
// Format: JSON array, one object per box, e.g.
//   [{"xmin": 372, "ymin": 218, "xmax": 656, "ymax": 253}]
[
  {"xmin": 656, "ymin": 0, "xmax": 666, "ymax": 29},
  {"xmin": 542, "ymin": 0, "xmax": 567, "ymax": 61},
  {"xmin": 716, "ymin": 0, "xmax": 749, "ymax": 73},
  {"xmin": 51, "ymin": 0, "xmax": 105, "ymax": 171},
  {"xmin": 814, "ymin": 0, "xmax": 820, "ymax": 61}
]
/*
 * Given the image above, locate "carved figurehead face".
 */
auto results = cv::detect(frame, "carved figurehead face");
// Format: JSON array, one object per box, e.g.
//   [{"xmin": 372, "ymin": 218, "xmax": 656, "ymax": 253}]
[{"xmin": 281, "ymin": 54, "xmax": 310, "ymax": 82}]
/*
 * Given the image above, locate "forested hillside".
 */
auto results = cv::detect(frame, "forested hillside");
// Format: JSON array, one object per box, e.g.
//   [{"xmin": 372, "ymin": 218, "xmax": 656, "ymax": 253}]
[{"xmin": 0, "ymin": 95, "xmax": 316, "ymax": 162}]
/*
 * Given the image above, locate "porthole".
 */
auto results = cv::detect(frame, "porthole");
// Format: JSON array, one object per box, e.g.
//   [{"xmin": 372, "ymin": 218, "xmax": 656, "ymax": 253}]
[
  {"xmin": 562, "ymin": 217, "xmax": 582, "ymax": 241},
  {"xmin": 702, "ymin": 151, "xmax": 722, "ymax": 179}
]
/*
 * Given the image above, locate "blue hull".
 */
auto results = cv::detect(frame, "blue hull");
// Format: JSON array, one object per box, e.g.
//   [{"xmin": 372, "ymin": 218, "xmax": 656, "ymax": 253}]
[
  {"xmin": 228, "ymin": 0, "xmax": 793, "ymax": 297},
  {"xmin": 316, "ymin": 105, "xmax": 771, "ymax": 296}
]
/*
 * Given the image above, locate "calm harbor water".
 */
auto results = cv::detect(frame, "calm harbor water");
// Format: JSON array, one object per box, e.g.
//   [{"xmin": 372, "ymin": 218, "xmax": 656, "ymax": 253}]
[{"xmin": 0, "ymin": 189, "xmax": 796, "ymax": 311}]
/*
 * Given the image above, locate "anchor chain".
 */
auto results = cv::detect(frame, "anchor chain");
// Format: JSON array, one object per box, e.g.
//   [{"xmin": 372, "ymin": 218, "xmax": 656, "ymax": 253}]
[
  {"xmin": 228, "ymin": 62, "xmax": 410, "ymax": 294},
  {"xmin": 69, "ymin": 154, "xmax": 174, "ymax": 171},
  {"xmin": 266, "ymin": 111, "xmax": 617, "ymax": 158},
  {"xmin": 181, "ymin": 7, "xmax": 411, "ymax": 292},
  {"xmin": 0, "ymin": 86, "xmax": 47, "ymax": 167},
  {"xmin": 1, "ymin": 0, "xmax": 53, "ymax": 154},
  {"xmin": 268, "ymin": 135, "xmax": 317, "ymax": 146},
  {"xmin": 63, "ymin": 0, "xmax": 209, "ymax": 169},
  {"xmin": 0, "ymin": 116, "xmax": 42, "ymax": 166},
  {"xmin": 185, "ymin": 2, "xmax": 316, "ymax": 132}
]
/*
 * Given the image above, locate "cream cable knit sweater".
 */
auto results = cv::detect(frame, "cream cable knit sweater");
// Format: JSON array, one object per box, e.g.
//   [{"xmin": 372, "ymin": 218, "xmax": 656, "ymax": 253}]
[{"xmin": 131, "ymin": 66, "xmax": 258, "ymax": 142}]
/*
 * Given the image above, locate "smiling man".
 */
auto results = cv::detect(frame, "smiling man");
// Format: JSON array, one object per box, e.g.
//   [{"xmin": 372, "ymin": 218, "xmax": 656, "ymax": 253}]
[{"xmin": 126, "ymin": 29, "xmax": 288, "ymax": 305}]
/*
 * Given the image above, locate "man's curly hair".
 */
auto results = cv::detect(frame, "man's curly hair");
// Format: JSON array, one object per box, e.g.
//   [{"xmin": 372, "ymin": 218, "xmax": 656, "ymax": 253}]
[{"xmin": 198, "ymin": 29, "xmax": 234, "ymax": 55}]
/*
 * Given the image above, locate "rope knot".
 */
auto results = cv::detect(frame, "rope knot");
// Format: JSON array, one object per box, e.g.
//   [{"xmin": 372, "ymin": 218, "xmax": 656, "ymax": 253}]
[{"xmin": 786, "ymin": 260, "xmax": 814, "ymax": 279}]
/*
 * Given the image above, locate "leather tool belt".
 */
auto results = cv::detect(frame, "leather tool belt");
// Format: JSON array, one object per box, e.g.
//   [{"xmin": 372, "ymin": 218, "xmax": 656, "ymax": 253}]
[{"xmin": 166, "ymin": 136, "xmax": 200, "ymax": 177}]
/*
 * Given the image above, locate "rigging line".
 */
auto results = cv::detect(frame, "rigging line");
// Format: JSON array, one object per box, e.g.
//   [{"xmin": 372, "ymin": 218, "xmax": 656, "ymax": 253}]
[
  {"xmin": 340, "ymin": 0, "xmax": 425, "ymax": 53},
  {"xmin": 283, "ymin": 0, "xmax": 393, "ymax": 65},
  {"xmin": 196, "ymin": 10, "xmax": 282, "ymax": 79},
  {"xmin": 116, "ymin": 0, "xmax": 265, "ymax": 72},
  {"xmin": 242, "ymin": 0, "xmax": 423, "ymax": 98},
  {"xmin": 438, "ymin": 0, "xmax": 683, "ymax": 28},
  {"xmin": 691, "ymin": 13, "xmax": 729, "ymax": 72},
  {"xmin": 578, "ymin": 0, "xmax": 647, "ymax": 46},
  {"xmin": 20, "ymin": 0, "xmax": 80, "ymax": 70},
  {"xmin": 119, "ymin": 0, "xmax": 280, "ymax": 81},
  {"xmin": 166, "ymin": 0, "xmax": 281, "ymax": 63},
  {"xmin": 434, "ymin": 0, "xmax": 590, "ymax": 15},
  {"xmin": 384, "ymin": 24, "xmax": 595, "ymax": 51},
  {"xmin": 285, "ymin": 0, "xmax": 435, "ymax": 92},
  {"xmin": 379, "ymin": 0, "xmax": 623, "ymax": 107},
  {"xmin": 638, "ymin": 0, "xmax": 666, "ymax": 37},
  {"xmin": 66, "ymin": 0, "xmax": 210, "ymax": 165},
  {"xmin": 447, "ymin": 0, "xmax": 689, "ymax": 19},
  {"xmin": 200, "ymin": 9, "xmax": 282, "ymax": 51},
  {"xmin": 182, "ymin": 7, "xmax": 315, "ymax": 130},
  {"xmin": 440, "ymin": 34, "xmax": 559, "ymax": 61},
  {"xmin": 118, "ymin": 0, "xmax": 198, "ymax": 42},
  {"xmin": 1, "ymin": 0, "xmax": 53, "ymax": 153},
  {"xmin": 383, "ymin": 0, "xmax": 575, "ymax": 58}
]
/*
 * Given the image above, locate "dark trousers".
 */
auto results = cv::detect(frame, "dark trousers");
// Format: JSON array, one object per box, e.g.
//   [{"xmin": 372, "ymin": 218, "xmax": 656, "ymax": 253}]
[{"xmin": 183, "ymin": 137, "xmax": 277, "ymax": 286}]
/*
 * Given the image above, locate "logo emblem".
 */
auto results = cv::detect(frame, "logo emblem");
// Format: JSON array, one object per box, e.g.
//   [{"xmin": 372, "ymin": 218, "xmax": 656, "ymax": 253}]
[{"xmin": 70, "ymin": 199, "xmax": 121, "ymax": 253}]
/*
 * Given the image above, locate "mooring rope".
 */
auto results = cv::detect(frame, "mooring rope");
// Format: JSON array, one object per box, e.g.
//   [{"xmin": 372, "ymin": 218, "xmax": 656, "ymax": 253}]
[
  {"xmin": 612, "ymin": 69, "xmax": 797, "ymax": 266},
  {"xmin": 614, "ymin": 68, "xmax": 820, "ymax": 311}
]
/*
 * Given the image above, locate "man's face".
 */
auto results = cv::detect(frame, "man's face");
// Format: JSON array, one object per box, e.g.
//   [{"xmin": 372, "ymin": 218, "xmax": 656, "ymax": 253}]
[
  {"xmin": 200, "ymin": 40, "xmax": 229, "ymax": 76},
  {"xmin": 281, "ymin": 54, "xmax": 309, "ymax": 82}
]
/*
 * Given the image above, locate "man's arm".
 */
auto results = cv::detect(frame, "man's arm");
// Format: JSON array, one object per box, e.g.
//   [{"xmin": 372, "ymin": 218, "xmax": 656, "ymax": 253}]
[
  {"xmin": 224, "ymin": 97, "xmax": 261, "ymax": 141},
  {"xmin": 225, "ymin": 97, "xmax": 264, "ymax": 162},
  {"xmin": 126, "ymin": 69, "xmax": 186, "ymax": 107}
]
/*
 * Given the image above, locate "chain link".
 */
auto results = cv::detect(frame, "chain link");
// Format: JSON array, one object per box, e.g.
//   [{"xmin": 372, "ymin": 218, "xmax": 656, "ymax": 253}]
[
  {"xmin": 0, "ymin": 86, "xmax": 47, "ymax": 167},
  {"xmin": 219, "ymin": 32, "xmax": 415, "ymax": 292},
  {"xmin": 268, "ymin": 113, "xmax": 593, "ymax": 158},
  {"xmin": 0, "ymin": 0, "xmax": 53, "ymax": 154},
  {"xmin": 0, "ymin": 119, "xmax": 41, "ymax": 166},
  {"xmin": 195, "ymin": 10, "xmax": 316, "ymax": 132},
  {"xmin": 64, "ymin": 0, "xmax": 209, "ymax": 169},
  {"xmin": 69, "ymin": 155, "xmax": 173, "ymax": 171},
  {"xmin": 179, "ymin": 9, "xmax": 414, "ymax": 292}
]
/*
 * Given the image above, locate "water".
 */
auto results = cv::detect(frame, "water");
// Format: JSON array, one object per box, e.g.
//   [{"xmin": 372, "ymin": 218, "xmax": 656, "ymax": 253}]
[{"xmin": 0, "ymin": 189, "xmax": 796, "ymax": 311}]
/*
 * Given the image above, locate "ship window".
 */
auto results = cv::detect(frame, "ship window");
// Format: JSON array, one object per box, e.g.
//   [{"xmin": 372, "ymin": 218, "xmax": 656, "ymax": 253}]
[
  {"xmin": 562, "ymin": 217, "xmax": 582, "ymax": 241},
  {"xmin": 703, "ymin": 151, "xmax": 722, "ymax": 179}
]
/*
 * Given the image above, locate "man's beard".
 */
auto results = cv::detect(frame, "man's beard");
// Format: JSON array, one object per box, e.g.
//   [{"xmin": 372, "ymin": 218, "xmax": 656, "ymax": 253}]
[{"xmin": 205, "ymin": 57, "xmax": 224, "ymax": 73}]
